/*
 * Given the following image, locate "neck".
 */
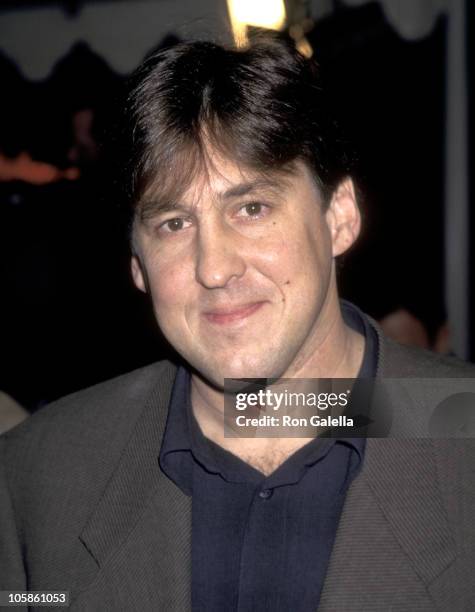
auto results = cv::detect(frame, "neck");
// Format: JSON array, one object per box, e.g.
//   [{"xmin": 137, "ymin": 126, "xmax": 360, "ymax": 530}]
[{"xmin": 190, "ymin": 297, "xmax": 365, "ymax": 471}]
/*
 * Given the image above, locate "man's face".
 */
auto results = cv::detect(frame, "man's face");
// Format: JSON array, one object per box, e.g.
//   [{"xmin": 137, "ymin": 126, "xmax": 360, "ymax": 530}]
[{"xmin": 132, "ymin": 155, "xmax": 356, "ymax": 388}]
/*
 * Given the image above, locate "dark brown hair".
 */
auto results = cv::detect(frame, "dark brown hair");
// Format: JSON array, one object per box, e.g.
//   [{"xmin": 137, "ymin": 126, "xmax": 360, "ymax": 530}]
[{"xmin": 126, "ymin": 36, "xmax": 353, "ymax": 222}]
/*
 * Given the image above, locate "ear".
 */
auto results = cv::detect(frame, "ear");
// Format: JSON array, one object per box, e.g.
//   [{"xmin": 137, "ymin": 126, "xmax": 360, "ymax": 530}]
[
  {"xmin": 325, "ymin": 177, "xmax": 361, "ymax": 257},
  {"xmin": 131, "ymin": 255, "xmax": 147, "ymax": 293}
]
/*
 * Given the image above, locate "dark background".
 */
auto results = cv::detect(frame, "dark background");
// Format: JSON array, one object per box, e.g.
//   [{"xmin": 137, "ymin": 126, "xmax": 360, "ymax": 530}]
[{"xmin": 0, "ymin": 0, "xmax": 472, "ymax": 411}]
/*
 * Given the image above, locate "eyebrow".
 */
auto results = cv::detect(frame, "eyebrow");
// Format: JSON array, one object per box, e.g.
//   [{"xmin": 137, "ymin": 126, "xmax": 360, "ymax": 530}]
[
  {"xmin": 219, "ymin": 178, "xmax": 288, "ymax": 200},
  {"xmin": 139, "ymin": 176, "xmax": 290, "ymax": 221},
  {"xmin": 138, "ymin": 199, "xmax": 188, "ymax": 221}
]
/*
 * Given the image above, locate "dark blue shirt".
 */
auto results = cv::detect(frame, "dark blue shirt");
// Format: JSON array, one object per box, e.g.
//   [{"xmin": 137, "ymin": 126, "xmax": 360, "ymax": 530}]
[{"xmin": 160, "ymin": 301, "xmax": 378, "ymax": 611}]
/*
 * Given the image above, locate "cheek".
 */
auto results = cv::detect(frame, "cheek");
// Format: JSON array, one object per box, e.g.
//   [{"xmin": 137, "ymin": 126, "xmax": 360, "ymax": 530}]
[
  {"xmin": 146, "ymin": 258, "xmax": 192, "ymax": 312},
  {"xmin": 256, "ymin": 227, "xmax": 328, "ymax": 288},
  {"xmin": 302, "ymin": 222, "xmax": 332, "ymax": 272},
  {"xmin": 253, "ymin": 233, "xmax": 302, "ymax": 283},
  {"xmin": 281, "ymin": 234, "xmax": 331, "ymax": 312}
]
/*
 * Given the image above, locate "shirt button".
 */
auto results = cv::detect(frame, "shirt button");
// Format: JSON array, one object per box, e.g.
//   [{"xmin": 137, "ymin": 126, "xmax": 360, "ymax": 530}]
[{"xmin": 258, "ymin": 488, "xmax": 273, "ymax": 500}]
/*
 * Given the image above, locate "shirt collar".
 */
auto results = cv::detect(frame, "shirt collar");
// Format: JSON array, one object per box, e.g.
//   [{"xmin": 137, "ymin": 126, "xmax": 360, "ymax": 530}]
[{"xmin": 341, "ymin": 299, "xmax": 378, "ymax": 378}]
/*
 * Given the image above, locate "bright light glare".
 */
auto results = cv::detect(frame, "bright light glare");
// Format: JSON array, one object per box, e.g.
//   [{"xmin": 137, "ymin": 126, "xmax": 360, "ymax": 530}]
[
  {"xmin": 227, "ymin": 0, "xmax": 287, "ymax": 47},
  {"xmin": 296, "ymin": 38, "xmax": 313, "ymax": 58},
  {"xmin": 229, "ymin": 0, "xmax": 286, "ymax": 29}
]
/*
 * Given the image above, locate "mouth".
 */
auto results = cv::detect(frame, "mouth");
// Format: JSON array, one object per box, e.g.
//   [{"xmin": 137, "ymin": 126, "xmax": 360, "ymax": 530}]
[{"xmin": 203, "ymin": 301, "xmax": 266, "ymax": 325}]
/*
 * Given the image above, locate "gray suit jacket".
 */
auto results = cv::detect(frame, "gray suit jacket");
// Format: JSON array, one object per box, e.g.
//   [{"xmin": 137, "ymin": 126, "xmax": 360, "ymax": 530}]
[{"xmin": 1, "ymin": 330, "xmax": 475, "ymax": 611}]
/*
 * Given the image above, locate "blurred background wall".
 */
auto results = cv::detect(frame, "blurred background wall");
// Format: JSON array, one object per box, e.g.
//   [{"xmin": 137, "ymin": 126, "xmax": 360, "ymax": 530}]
[{"xmin": 0, "ymin": 0, "xmax": 472, "ymax": 412}]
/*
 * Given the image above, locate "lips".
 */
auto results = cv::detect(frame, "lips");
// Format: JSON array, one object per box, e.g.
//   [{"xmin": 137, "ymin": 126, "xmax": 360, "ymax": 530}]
[{"xmin": 203, "ymin": 301, "xmax": 266, "ymax": 325}]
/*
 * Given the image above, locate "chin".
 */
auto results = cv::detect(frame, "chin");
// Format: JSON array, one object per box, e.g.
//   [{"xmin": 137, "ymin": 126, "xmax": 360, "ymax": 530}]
[
  {"xmin": 221, "ymin": 355, "xmax": 285, "ymax": 382},
  {"xmin": 190, "ymin": 356, "xmax": 265, "ymax": 389}
]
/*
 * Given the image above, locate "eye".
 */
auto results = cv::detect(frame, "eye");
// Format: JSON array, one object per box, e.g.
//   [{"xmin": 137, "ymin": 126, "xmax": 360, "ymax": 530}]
[
  {"xmin": 159, "ymin": 217, "xmax": 192, "ymax": 233},
  {"xmin": 236, "ymin": 201, "xmax": 270, "ymax": 219}
]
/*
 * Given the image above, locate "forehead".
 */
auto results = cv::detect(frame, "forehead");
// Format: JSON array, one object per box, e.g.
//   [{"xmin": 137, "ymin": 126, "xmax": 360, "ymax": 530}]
[
  {"xmin": 180, "ymin": 154, "xmax": 292, "ymax": 206},
  {"xmin": 137, "ymin": 149, "xmax": 321, "ymax": 220}
]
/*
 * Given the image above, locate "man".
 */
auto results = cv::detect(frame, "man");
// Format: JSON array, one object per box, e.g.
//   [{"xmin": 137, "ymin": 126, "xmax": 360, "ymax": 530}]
[{"xmin": 1, "ymin": 38, "xmax": 474, "ymax": 611}]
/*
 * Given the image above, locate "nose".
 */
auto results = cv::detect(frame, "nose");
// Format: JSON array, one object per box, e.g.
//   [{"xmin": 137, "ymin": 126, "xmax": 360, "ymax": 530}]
[{"xmin": 195, "ymin": 223, "xmax": 246, "ymax": 289}]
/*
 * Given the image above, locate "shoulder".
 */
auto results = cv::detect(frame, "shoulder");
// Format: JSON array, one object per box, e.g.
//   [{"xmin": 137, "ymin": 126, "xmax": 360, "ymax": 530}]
[
  {"xmin": 0, "ymin": 360, "xmax": 178, "ymax": 590},
  {"xmin": 0, "ymin": 360, "xmax": 177, "ymax": 482},
  {"xmin": 370, "ymin": 318, "xmax": 475, "ymax": 378},
  {"xmin": 364, "ymin": 321, "xmax": 475, "ymax": 438}
]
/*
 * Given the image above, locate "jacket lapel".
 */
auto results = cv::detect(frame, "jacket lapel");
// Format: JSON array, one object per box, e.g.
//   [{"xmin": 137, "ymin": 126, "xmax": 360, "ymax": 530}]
[
  {"xmin": 77, "ymin": 361, "xmax": 192, "ymax": 610},
  {"xmin": 319, "ymin": 327, "xmax": 457, "ymax": 611},
  {"xmin": 319, "ymin": 437, "xmax": 456, "ymax": 611}
]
